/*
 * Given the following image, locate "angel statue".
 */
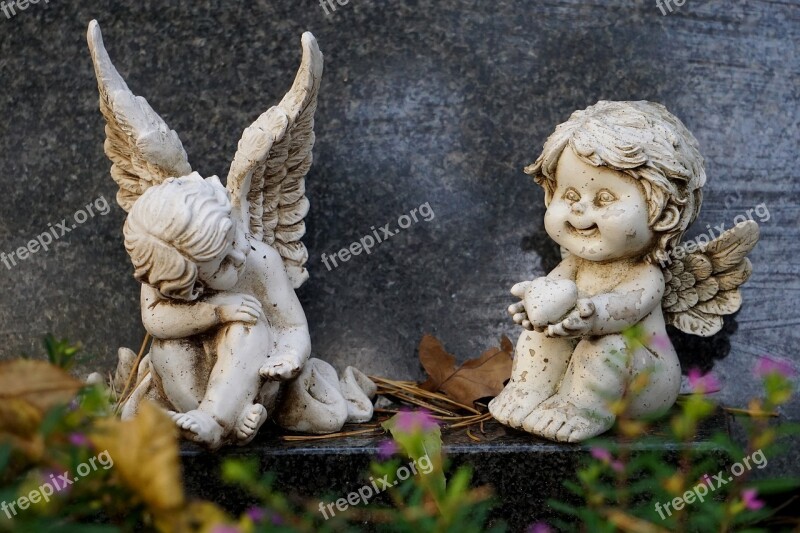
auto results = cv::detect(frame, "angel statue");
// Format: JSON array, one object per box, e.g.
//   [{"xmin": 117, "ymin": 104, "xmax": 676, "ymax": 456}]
[
  {"xmin": 489, "ymin": 101, "xmax": 759, "ymax": 442},
  {"xmin": 87, "ymin": 20, "xmax": 376, "ymax": 449}
]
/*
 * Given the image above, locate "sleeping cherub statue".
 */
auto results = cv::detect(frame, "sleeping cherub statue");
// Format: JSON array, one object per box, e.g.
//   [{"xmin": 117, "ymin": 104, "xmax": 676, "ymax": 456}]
[
  {"xmin": 87, "ymin": 21, "xmax": 375, "ymax": 449},
  {"xmin": 489, "ymin": 101, "xmax": 759, "ymax": 442}
]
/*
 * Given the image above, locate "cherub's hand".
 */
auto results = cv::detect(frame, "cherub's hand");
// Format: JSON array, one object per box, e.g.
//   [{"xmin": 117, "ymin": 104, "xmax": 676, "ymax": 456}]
[
  {"xmin": 509, "ymin": 278, "xmax": 578, "ymax": 331},
  {"xmin": 216, "ymin": 295, "xmax": 263, "ymax": 325},
  {"xmin": 509, "ymin": 281, "xmax": 535, "ymax": 330},
  {"xmin": 546, "ymin": 299, "xmax": 596, "ymax": 338}
]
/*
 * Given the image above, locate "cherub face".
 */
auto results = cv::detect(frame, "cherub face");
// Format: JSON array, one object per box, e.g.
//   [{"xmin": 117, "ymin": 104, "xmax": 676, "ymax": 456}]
[
  {"xmin": 544, "ymin": 147, "xmax": 654, "ymax": 262},
  {"xmin": 196, "ymin": 219, "xmax": 250, "ymax": 291}
]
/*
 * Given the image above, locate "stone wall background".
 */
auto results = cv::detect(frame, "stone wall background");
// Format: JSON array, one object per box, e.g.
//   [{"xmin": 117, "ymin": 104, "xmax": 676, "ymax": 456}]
[{"xmin": 0, "ymin": 1, "xmax": 797, "ymax": 432}]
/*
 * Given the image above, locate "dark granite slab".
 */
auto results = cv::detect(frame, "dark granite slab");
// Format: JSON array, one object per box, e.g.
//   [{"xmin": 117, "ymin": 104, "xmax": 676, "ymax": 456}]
[{"xmin": 181, "ymin": 414, "xmax": 732, "ymax": 531}]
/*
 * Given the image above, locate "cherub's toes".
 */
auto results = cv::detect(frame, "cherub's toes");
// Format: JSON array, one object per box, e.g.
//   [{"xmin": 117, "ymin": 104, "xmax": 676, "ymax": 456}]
[
  {"xmin": 540, "ymin": 412, "xmax": 568, "ymax": 439},
  {"xmin": 555, "ymin": 420, "xmax": 580, "ymax": 442},
  {"xmin": 521, "ymin": 410, "xmax": 545, "ymax": 433}
]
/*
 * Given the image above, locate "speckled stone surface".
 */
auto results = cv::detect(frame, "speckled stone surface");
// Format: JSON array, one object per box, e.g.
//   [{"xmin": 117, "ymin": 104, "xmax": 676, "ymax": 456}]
[
  {"xmin": 1, "ymin": 0, "xmax": 798, "ymax": 501},
  {"xmin": 181, "ymin": 414, "xmax": 731, "ymax": 530}
]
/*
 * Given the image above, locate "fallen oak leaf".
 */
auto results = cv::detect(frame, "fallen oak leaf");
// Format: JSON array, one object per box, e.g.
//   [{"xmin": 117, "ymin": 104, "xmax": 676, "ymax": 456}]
[{"xmin": 419, "ymin": 335, "xmax": 513, "ymax": 408}]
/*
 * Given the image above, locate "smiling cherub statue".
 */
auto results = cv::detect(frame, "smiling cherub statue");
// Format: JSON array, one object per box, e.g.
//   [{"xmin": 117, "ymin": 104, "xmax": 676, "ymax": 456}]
[
  {"xmin": 87, "ymin": 21, "xmax": 375, "ymax": 449},
  {"xmin": 489, "ymin": 101, "xmax": 760, "ymax": 442}
]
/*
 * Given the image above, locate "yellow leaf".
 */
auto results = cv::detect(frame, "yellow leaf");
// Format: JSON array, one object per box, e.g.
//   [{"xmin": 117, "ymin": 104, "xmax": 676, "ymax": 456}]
[
  {"xmin": 604, "ymin": 508, "xmax": 671, "ymax": 533},
  {"xmin": 0, "ymin": 360, "xmax": 83, "ymax": 412},
  {"xmin": 0, "ymin": 398, "xmax": 46, "ymax": 461},
  {"xmin": 90, "ymin": 401, "xmax": 184, "ymax": 513},
  {"xmin": 154, "ymin": 501, "xmax": 234, "ymax": 533}
]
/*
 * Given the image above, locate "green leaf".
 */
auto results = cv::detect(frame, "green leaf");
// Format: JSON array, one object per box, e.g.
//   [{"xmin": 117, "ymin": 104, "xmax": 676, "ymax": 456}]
[{"xmin": 748, "ymin": 477, "xmax": 800, "ymax": 494}]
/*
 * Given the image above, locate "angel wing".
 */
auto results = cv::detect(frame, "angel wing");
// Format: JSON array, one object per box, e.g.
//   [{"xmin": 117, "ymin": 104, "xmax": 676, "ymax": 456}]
[
  {"xmin": 87, "ymin": 20, "xmax": 192, "ymax": 212},
  {"xmin": 662, "ymin": 220, "xmax": 760, "ymax": 336},
  {"xmin": 225, "ymin": 32, "xmax": 323, "ymax": 289}
]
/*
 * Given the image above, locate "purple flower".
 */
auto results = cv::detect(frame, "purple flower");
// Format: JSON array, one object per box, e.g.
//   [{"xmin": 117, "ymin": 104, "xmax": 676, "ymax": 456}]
[
  {"xmin": 245, "ymin": 507, "xmax": 266, "ymax": 523},
  {"xmin": 590, "ymin": 447, "xmax": 612, "ymax": 462},
  {"xmin": 649, "ymin": 334, "xmax": 672, "ymax": 351},
  {"xmin": 41, "ymin": 469, "xmax": 72, "ymax": 494},
  {"xmin": 754, "ymin": 356, "xmax": 797, "ymax": 379},
  {"xmin": 741, "ymin": 488, "xmax": 764, "ymax": 511},
  {"xmin": 377, "ymin": 439, "xmax": 399, "ymax": 459},
  {"xmin": 687, "ymin": 368, "xmax": 722, "ymax": 393},
  {"xmin": 270, "ymin": 513, "xmax": 284, "ymax": 526},
  {"xmin": 590, "ymin": 447, "xmax": 624, "ymax": 472},
  {"xmin": 68, "ymin": 433, "xmax": 89, "ymax": 447},
  {"xmin": 526, "ymin": 523, "xmax": 552, "ymax": 533},
  {"xmin": 395, "ymin": 409, "xmax": 438, "ymax": 432}
]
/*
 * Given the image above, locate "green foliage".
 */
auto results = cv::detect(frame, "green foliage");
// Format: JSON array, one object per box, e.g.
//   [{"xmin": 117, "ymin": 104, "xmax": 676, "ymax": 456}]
[
  {"xmin": 43, "ymin": 335, "xmax": 83, "ymax": 371},
  {"xmin": 545, "ymin": 327, "xmax": 800, "ymax": 533}
]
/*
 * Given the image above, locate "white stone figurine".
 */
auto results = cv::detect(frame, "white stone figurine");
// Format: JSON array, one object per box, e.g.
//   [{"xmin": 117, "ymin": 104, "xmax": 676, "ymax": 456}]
[
  {"xmin": 87, "ymin": 21, "xmax": 375, "ymax": 449},
  {"xmin": 489, "ymin": 101, "xmax": 759, "ymax": 443}
]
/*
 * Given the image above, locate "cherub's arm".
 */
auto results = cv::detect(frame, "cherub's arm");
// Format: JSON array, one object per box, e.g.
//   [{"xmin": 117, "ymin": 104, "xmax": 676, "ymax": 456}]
[
  {"xmin": 548, "ymin": 264, "xmax": 664, "ymax": 337},
  {"xmin": 546, "ymin": 253, "xmax": 580, "ymax": 281},
  {"xmin": 587, "ymin": 264, "xmax": 664, "ymax": 335},
  {"xmin": 140, "ymin": 284, "xmax": 220, "ymax": 339},
  {"xmin": 257, "ymin": 244, "xmax": 312, "ymax": 364},
  {"xmin": 140, "ymin": 284, "xmax": 261, "ymax": 339}
]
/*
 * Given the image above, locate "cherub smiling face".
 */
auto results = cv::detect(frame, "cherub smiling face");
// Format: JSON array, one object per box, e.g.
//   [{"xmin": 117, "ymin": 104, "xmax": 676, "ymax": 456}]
[{"xmin": 544, "ymin": 146, "xmax": 653, "ymax": 262}]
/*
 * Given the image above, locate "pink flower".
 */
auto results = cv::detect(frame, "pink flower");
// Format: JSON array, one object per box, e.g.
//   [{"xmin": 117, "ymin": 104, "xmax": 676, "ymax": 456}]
[
  {"xmin": 741, "ymin": 488, "xmax": 764, "ymax": 511},
  {"xmin": 68, "ymin": 433, "xmax": 89, "ymax": 447},
  {"xmin": 526, "ymin": 523, "xmax": 552, "ymax": 533},
  {"xmin": 377, "ymin": 439, "xmax": 399, "ymax": 459},
  {"xmin": 590, "ymin": 447, "xmax": 624, "ymax": 472},
  {"xmin": 245, "ymin": 507, "xmax": 265, "ymax": 523},
  {"xmin": 649, "ymin": 334, "xmax": 672, "ymax": 351},
  {"xmin": 41, "ymin": 469, "xmax": 72, "ymax": 494},
  {"xmin": 754, "ymin": 356, "xmax": 797, "ymax": 379},
  {"xmin": 395, "ymin": 409, "xmax": 438, "ymax": 432},
  {"xmin": 687, "ymin": 368, "xmax": 722, "ymax": 393},
  {"xmin": 590, "ymin": 447, "xmax": 612, "ymax": 462}
]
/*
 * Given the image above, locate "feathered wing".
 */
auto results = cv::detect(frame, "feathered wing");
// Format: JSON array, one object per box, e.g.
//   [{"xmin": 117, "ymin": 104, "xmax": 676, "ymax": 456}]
[
  {"xmin": 226, "ymin": 32, "xmax": 323, "ymax": 289},
  {"xmin": 87, "ymin": 20, "xmax": 192, "ymax": 212},
  {"xmin": 662, "ymin": 220, "xmax": 760, "ymax": 336}
]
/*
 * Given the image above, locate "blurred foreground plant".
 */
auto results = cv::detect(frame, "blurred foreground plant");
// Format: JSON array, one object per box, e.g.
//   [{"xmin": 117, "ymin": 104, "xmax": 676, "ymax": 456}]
[
  {"xmin": 545, "ymin": 326, "xmax": 800, "ymax": 533},
  {"xmin": 0, "ymin": 338, "xmax": 501, "ymax": 532}
]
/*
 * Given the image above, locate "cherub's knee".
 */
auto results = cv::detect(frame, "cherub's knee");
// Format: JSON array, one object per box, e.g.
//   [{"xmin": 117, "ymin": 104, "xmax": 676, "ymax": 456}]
[{"xmin": 217, "ymin": 321, "xmax": 272, "ymax": 351}]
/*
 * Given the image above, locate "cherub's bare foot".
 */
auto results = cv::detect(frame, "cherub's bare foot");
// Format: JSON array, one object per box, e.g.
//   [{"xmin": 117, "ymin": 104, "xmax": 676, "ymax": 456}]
[
  {"xmin": 521, "ymin": 397, "xmax": 614, "ymax": 443},
  {"xmin": 234, "ymin": 403, "xmax": 268, "ymax": 444},
  {"xmin": 489, "ymin": 383, "xmax": 554, "ymax": 429},
  {"xmin": 260, "ymin": 351, "xmax": 303, "ymax": 381},
  {"xmin": 168, "ymin": 409, "xmax": 224, "ymax": 449}
]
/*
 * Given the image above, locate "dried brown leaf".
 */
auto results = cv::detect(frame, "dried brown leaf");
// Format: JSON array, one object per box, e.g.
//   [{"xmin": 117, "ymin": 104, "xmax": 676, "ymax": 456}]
[
  {"xmin": 418, "ymin": 335, "xmax": 513, "ymax": 407},
  {"xmin": 0, "ymin": 360, "xmax": 83, "ymax": 412}
]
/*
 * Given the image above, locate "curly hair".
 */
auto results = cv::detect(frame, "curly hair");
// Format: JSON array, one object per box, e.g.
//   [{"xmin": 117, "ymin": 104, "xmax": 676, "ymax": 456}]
[
  {"xmin": 123, "ymin": 173, "xmax": 233, "ymax": 301},
  {"xmin": 524, "ymin": 101, "xmax": 706, "ymax": 263}
]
